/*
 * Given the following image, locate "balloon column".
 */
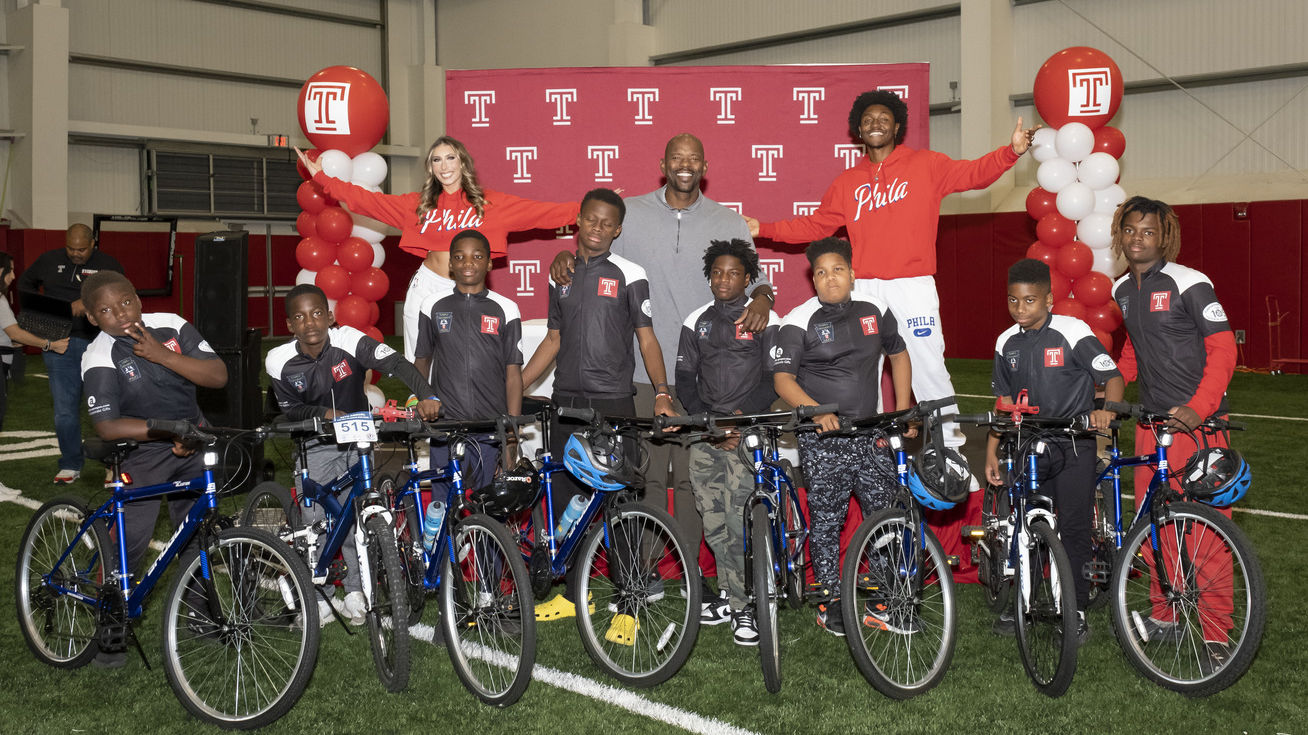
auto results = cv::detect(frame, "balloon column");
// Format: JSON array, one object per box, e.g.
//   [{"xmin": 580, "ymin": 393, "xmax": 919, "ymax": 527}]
[
  {"xmin": 294, "ymin": 66, "xmax": 391, "ymax": 344},
  {"xmin": 1028, "ymin": 47, "xmax": 1127, "ymax": 352}
]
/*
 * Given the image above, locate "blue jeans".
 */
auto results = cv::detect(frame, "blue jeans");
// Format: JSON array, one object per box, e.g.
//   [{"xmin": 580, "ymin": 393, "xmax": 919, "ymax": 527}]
[{"xmin": 44, "ymin": 337, "xmax": 88, "ymax": 472}]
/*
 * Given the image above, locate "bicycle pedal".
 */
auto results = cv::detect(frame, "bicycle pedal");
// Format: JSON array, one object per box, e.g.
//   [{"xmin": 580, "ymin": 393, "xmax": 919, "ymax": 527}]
[
  {"xmin": 945, "ymin": 555, "xmax": 960, "ymax": 568},
  {"xmin": 1083, "ymin": 561, "xmax": 1111, "ymax": 584},
  {"xmin": 856, "ymin": 574, "xmax": 883, "ymax": 593}
]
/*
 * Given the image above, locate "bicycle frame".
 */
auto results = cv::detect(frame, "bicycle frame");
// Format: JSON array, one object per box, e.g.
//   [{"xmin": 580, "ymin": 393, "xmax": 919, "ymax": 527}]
[
  {"xmin": 288, "ymin": 436, "xmax": 386, "ymax": 589},
  {"xmin": 1094, "ymin": 426, "xmax": 1175, "ymax": 554},
  {"xmin": 740, "ymin": 425, "xmax": 806, "ymax": 599}
]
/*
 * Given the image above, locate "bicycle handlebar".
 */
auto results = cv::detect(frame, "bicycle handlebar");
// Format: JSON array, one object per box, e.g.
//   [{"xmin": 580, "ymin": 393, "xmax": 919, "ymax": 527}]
[{"xmin": 146, "ymin": 418, "xmax": 217, "ymax": 446}]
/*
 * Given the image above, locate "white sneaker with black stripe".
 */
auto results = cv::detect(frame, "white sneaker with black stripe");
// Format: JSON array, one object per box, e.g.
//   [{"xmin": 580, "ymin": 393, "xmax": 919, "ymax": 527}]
[
  {"xmin": 731, "ymin": 608, "xmax": 759, "ymax": 646},
  {"xmin": 700, "ymin": 593, "xmax": 731, "ymax": 626}
]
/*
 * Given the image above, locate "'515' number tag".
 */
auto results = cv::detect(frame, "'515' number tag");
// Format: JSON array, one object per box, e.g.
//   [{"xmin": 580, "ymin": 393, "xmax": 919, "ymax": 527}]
[{"xmin": 333, "ymin": 411, "xmax": 378, "ymax": 444}]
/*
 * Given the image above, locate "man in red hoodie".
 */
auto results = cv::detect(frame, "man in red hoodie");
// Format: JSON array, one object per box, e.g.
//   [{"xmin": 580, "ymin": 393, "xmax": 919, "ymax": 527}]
[{"xmin": 745, "ymin": 90, "xmax": 1037, "ymax": 466}]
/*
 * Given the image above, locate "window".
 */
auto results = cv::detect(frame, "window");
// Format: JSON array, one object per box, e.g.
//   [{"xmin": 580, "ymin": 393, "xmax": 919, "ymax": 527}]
[{"xmin": 150, "ymin": 150, "xmax": 299, "ymax": 217}]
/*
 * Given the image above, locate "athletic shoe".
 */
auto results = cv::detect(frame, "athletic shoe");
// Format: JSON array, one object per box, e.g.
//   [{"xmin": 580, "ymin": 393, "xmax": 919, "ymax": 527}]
[
  {"xmin": 605, "ymin": 613, "xmax": 638, "ymax": 646},
  {"xmin": 315, "ymin": 598, "xmax": 335, "ymax": 628},
  {"xmin": 340, "ymin": 591, "xmax": 367, "ymax": 626},
  {"xmin": 53, "ymin": 469, "xmax": 80, "ymax": 484},
  {"xmin": 701, "ymin": 597, "xmax": 732, "ymax": 626},
  {"xmin": 1137, "ymin": 615, "xmax": 1183, "ymax": 643},
  {"xmin": 993, "ymin": 610, "xmax": 1016, "ymax": 637},
  {"xmin": 91, "ymin": 650, "xmax": 127, "ymax": 669},
  {"xmin": 863, "ymin": 601, "xmax": 921, "ymax": 635},
  {"xmin": 1199, "ymin": 641, "xmax": 1232, "ymax": 677},
  {"xmin": 1075, "ymin": 610, "xmax": 1091, "ymax": 647},
  {"xmin": 816, "ymin": 600, "xmax": 845, "ymax": 637},
  {"xmin": 731, "ymin": 608, "xmax": 759, "ymax": 646}
]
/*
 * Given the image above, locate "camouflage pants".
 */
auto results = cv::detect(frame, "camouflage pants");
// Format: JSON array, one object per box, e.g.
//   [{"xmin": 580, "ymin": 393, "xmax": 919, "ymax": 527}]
[
  {"xmin": 688, "ymin": 441, "xmax": 755, "ymax": 611},
  {"xmin": 797, "ymin": 431, "xmax": 899, "ymax": 592}
]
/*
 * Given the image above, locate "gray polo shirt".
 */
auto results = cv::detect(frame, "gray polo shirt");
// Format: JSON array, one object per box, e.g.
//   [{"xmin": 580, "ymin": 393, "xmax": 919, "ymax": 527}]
[{"xmin": 610, "ymin": 186, "xmax": 767, "ymax": 384}]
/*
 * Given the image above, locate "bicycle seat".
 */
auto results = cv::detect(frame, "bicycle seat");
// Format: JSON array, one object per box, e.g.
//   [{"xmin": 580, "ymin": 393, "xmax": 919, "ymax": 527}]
[
  {"xmin": 522, "ymin": 395, "xmax": 553, "ymax": 416},
  {"xmin": 83, "ymin": 438, "xmax": 139, "ymax": 465}
]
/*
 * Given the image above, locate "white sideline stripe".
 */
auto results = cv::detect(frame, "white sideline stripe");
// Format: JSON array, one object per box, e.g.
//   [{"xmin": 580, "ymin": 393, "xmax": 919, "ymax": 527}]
[
  {"xmin": 0, "ymin": 438, "xmax": 61, "ymax": 451},
  {"xmin": 406, "ymin": 623, "xmax": 761, "ymax": 735},
  {"xmin": 0, "ymin": 481, "xmax": 167, "ymax": 552},
  {"xmin": 956, "ymin": 393, "xmax": 1308, "ymax": 422},
  {"xmin": 0, "ymin": 449, "xmax": 62, "ymax": 461},
  {"xmin": 0, "ymin": 431, "xmax": 58, "ymax": 439}
]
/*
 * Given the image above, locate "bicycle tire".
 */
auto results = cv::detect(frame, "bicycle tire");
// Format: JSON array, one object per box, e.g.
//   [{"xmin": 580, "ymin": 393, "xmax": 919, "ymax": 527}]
[
  {"xmin": 161, "ymin": 527, "xmax": 319, "ymax": 729},
  {"xmin": 1014, "ymin": 518, "xmax": 1078, "ymax": 697},
  {"xmin": 14, "ymin": 495, "xmax": 115, "ymax": 669},
  {"xmin": 979, "ymin": 484, "xmax": 1011, "ymax": 614},
  {"xmin": 439, "ymin": 513, "xmax": 536, "ymax": 707},
  {"xmin": 751, "ymin": 503, "xmax": 781, "ymax": 693},
  {"xmin": 379, "ymin": 473, "xmax": 426, "ymax": 625},
  {"xmin": 781, "ymin": 489, "xmax": 808, "ymax": 609},
  {"xmin": 1086, "ymin": 461, "xmax": 1116, "ymax": 611},
  {"xmin": 240, "ymin": 481, "xmax": 300, "ymax": 539},
  {"xmin": 364, "ymin": 514, "xmax": 412, "ymax": 692},
  {"xmin": 572, "ymin": 502, "xmax": 701, "ymax": 687},
  {"xmin": 1108, "ymin": 501, "xmax": 1265, "ymax": 696},
  {"xmin": 841, "ymin": 509, "xmax": 956, "ymax": 699}
]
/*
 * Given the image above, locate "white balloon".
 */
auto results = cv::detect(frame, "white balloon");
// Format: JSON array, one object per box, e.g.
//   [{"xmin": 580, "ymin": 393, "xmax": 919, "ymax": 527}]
[
  {"xmin": 1055, "ymin": 122, "xmax": 1095, "ymax": 163},
  {"xmin": 351, "ymin": 224, "xmax": 385, "ymax": 244},
  {"xmin": 1031, "ymin": 127, "xmax": 1059, "ymax": 163},
  {"xmin": 1077, "ymin": 212, "xmax": 1114, "ymax": 249},
  {"xmin": 319, "ymin": 149, "xmax": 353, "ymax": 181},
  {"xmin": 363, "ymin": 384, "xmax": 386, "ymax": 411},
  {"xmin": 326, "ymin": 298, "xmax": 338, "ymax": 314},
  {"xmin": 295, "ymin": 268, "xmax": 317, "ymax": 286},
  {"xmin": 1036, "ymin": 158, "xmax": 1078, "ymax": 194},
  {"xmin": 370, "ymin": 241, "xmax": 386, "ymax": 268},
  {"xmin": 1077, "ymin": 152, "xmax": 1120, "ymax": 190},
  {"xmin": 1056, "ymin": 182, "xmax": 1095, "ymax": 220},
  {"xmin": 351, "ymin": 152, "xmax": 388, "ymax": 188},
  {"xmin": 1094, "ymin": 184, "xmax": 1127, "ymax": 214},
  {"xmin": 1092, "ymin": 247, "xmax": 1126, "ymax": 278}
]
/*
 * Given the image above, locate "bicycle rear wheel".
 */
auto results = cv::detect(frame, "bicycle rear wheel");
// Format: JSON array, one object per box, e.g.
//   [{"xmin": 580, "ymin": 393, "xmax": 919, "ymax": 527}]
[
  {"xmin": 841, "ymin": 509, "xmax": 956, "ymax": 699},
  {"xmin": 573, "ymin": 502, "xmax": 701, "ymax": 687},
  {"xmin": 751, "ymin": 503, "xmax": 781, "ymax": 693},
  {"xmin": 363, "ymin": 514, "xmax": 411, "ymax": 692},
  {"xmin": 15, "ymin": 496, "xmax": 114, "ymax": 668},
  {"xmin": 1086, "ymin": 462, "xmax": 1116, "ymax": 611},
  {"xmin": 161, "ymin": 527, "xmax": 319, "ymax": 729},
  {"xmin": 439, "ymin": 513, "xmax": 536, "ymax": 707},
  {"xmin": 1109, "ymin": 501, "xmax": 1265, "ymax": 696},
  {"xmin": 979, "ymin": 484, "xmax": 1011, "ymax": 613},
  {"xmin": 240, "ymin": 481, "xmax": 300, "ymax": 540},
  {"xmin": 1014, "ymin": 518, "xmax": 1078, "ymax": 697},
  {"xmin": 781, "ymin": 487, "xmax": 808, "ymax": 609},
  {"xmin": 379, "ymin": 473, "xmax": 426, "ymax": 625}
]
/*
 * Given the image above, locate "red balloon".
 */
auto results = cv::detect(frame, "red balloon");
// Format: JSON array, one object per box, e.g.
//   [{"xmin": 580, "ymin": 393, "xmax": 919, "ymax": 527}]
[
  {"xmin": 295, "ymin": 149, "xmax": 321, "ymax": 180},
  {"xmin": 367, "ymin": 301, "xmax": 380, "ymax": 326},
  {"xmin": 1055, "ymin": 241, "xmax": 1094, "ymax": 280},
  {"xmin": 1084, "ymin": 302, "xmax": 1123, "ymax": 334},
  {"xmin": 336, "ymin": 237, "xmax": 375, "ymax": 274},
  {"xmin": 295, "ymin": 211, "xmax": 317, "ymax": 239},
  {"xmin": 315, "ymin": 264, "xmax": 352, "ymax": 300},
  {"xmin": 335, "ymin": 295, "xmax": 371, "ymax": 329},
  {"xmin": 364, "ymin": 326, "xmax": 385, "ymax": 344},
  {"xmin": 1036, "ymin": 214, "xmax": 1076, "ymax": 247},
  {"xmin": 295, "ymin": 236, "xmax": 337, "ymax": 271},
  {"xmin": 1050, "ymin": 270, "xmax": 1073, "ymax": 301},
  {"xmin": 1032, "ymin": 47, "xmax": 1123, "ymax": 129},
  {"xmin": 1026, "ymin": 240, "xmax": 1058, "ymax": 266},
  {"xmin": 315, "ymin": 206, "xmax": 353, "ymax": 243},
  {"xmin": 1072, "ymin": 271, "xmax": 1113, "ymax": 307},
  {"xmin": 1026, "ymin": 187, "xmax": 1058, "ymax": 221},
  {"xmin": 350, "ymin": 267, "xmax": 390, "ymax": 302},
  {"xmin": 1052, "ymin": 298, "xmax": 1087, "ymax": 321},
  {"xmin": 1093, "ymin": 125, "xmax": 1126, "ymax": 159},
  {"xmin": 297, "ymin": 66, "xmax": 390, "ymax": 157},
  {"xmin": 296, "ymin": 180, "xmax": 331, "ymax": 214},
  {"xmin": 1092, "ymin": 329, "xmax": 1114, "ymax": 355}
]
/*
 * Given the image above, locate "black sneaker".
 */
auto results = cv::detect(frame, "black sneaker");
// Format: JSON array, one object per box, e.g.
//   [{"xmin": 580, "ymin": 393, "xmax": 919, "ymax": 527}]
[
  {"xmin": 731, "ymin": 608, "xmax": 759, "ymax": 646},
  {"xmin": 701, "ymin": 596, "xmax": 732, "ymax": 626},
  {"xmin": 993, "ymin": 610, "xmax": 1015, "ymax": 637},
  {"xmin": 1134, "ymin": 613, "xmax": 1184, "ymax": 643},
  {"xmin": 817, "ymin": 600, "xmax": 845, "ymax": 637}
]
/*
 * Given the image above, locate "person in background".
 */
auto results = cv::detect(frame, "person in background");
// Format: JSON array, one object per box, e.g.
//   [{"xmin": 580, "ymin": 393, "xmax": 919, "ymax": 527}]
[{"xmin": 0, "ymin": 252, "xmax": 70, "ymax": 429}]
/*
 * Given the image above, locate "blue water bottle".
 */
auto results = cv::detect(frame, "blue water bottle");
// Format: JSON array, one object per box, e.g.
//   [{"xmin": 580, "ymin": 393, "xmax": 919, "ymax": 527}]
[
  {"xmin": 423, "ymin": 500, "xmax": 446, "ymax": 553},
  {"xmin": 556, "ymin": 494, "xmax": 588, "ymax": 538}
]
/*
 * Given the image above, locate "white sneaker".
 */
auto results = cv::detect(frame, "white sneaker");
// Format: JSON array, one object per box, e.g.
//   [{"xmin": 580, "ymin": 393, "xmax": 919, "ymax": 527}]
[
  {"xmin": 53, "ymin": 469, "xmax": 80, "ymax": 484},
  {"xmin": 341, "ymin": 591, "xmax": 367, "ymax": 625}
]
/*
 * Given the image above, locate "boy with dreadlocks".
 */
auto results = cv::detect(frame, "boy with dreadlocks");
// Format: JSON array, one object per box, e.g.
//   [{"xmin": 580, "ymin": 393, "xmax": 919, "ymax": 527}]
[{"xmin": 675, "ymin": 239, "xmax": 780, "ymax": 646}]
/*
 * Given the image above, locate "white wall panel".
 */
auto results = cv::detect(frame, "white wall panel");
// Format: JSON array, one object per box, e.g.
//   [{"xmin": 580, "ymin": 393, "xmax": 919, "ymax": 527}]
[
  {"xmin": 68, "ymin": 144, "xmax": 140, "ymax": 216},
  {"xmin": 436, "ymin": 0, "xmax": 614, "ymax": 69}
]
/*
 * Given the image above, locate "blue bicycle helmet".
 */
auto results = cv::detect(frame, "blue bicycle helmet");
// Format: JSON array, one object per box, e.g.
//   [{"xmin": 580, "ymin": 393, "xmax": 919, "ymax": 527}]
[
  {"xmin": 563, "ymin": 431, "xmax": 644, "ymax": 493},
  {"xmin": 905, "ymin": 444, "xmax": 970, "ymax": 511},
  {"xmin": 1181, "ymin": 447, "xmax": 1250, "ymax": 507}
]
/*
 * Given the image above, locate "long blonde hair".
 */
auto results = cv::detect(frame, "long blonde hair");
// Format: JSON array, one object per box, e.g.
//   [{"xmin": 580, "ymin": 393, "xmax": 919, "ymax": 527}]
[{"xmin": 416, "ymin": 136, "xmax": 486, "ymax": 219}]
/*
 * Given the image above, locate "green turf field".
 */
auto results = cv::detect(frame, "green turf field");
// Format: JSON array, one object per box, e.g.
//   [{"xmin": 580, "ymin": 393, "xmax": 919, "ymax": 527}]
[{"xmin": 1, "ymin": 346, "xmax": 1303, "ymax": 734}]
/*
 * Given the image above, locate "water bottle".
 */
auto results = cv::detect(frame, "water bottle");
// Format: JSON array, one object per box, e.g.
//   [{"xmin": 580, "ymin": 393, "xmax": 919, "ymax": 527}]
[
  {"xmin": 423, "ymin": 500, "xmax": 446, "ymax": 553},
  {"xmin": 556, "ymin": 494, "xmax": 589, "ymax": 539}
]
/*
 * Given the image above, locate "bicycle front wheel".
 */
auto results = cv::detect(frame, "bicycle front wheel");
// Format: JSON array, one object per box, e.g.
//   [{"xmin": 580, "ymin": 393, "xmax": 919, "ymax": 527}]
[
  {"xmin": 1086, "ymin": 463, "xmax": 1116, "ymax": 611},
  {"xmin": 1014, "ymin": 518, "xmax": 1078, "ymax": 697},
  {"xmin": 1109, "ymin": 501, "xmax": 1265, "ymax": 696},
  {"xmin": 842, "ymin": 509, "xmax": 956, "ymax": 699},
  {"xmin": 781, "ymin": 488, "xmax": 809, "ymax": 609},
  {"xmin": 439, "ymin": 513, "xmax": 536, "ymax": 707},
  {"xmin": 363, "ymin": 514, "xmax": 411, "ymax": 692},
  {"xmin": 161, "ymin": 527, "xmax": 319, "ymax": 730},
  {"xmin": 751, "ymin": 503, "xmax": 781, "ymax": 693},
  {"xmin": 572, "ymin": 502, "xmax": 701, "ymax": 687},
  {"xmin": 240, "ymin": 481, "xmax": 299, "ymax": 540},
  {"xmin": 15, "ymin": 496, "xmax": 114, "ymax": 668},
  {"xmin": 979, "ymin": 484, "xmax": 1012, "ymax": 613}
]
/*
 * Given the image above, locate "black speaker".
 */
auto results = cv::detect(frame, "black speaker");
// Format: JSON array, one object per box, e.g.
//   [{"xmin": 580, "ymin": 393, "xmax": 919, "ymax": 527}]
[
  {"xmin": 193, "ymin": 230, "xmax": 248, "ymax": 350},
  {"xmin": 196, "ymin": 327, "xmax": 264, "ymax": 493}
]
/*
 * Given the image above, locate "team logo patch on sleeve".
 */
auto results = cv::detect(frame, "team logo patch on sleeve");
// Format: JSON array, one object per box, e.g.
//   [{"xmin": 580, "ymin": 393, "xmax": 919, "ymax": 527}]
[
  {"xmin": 1044, "ymin": 347, "xmax": 1064, "ymax": 367},
  {"xmin": 1149, "ymin": 291, "xmax": 1171, "ymax": 312},
  {"xmin": 374, "ymin": 343, "xmax": 396, "ymax": 359},
  {"xmin": 734, "ymin": 323, "xmax": 754, "ymax": 340},
  {"xmin": 480, "ymin": 315, "xmax": 500, "ymax": 335},
  {"xmin": 163, "ymin": 338, "xmax": 182, "ymax": 354},
  {"xmin": 1006, "ymin": 350, "xmax": 1021, "ymax": 372},
  {"xmin": 641, "ymin": 299, "xmax": 652, "ymax": 317},
  {"xmin": 769, "ymin": 345, "xmax": 790, "ymax": 365},
  {"xmin": 1202, "ymin": 302, "xmax": 1227, "ymax": 322},
  {"xmin": 598, "ymin": 277, "xmax": 619, "ymax": 298},
  {"xmin": 696, "ymin": 320, "xmax": 713, "ymax": 339},
  {"xmin": 1092, "ymin": 354, "xmax": 1117, "ymax": 372},
  {"xmin": 434, "ymin": 312, "xmax": 453, "ymax": 334},
  {"xmin": 331, "ymin": 360, "xmax": 353, "ymax": 381},
  {"xmin": 814, "ymin": 322, "xmax": 835, "ymax": 344},
  {"xmin": 860, "ymin": 315, "xmax": 879, "ymax": 335},
  {"xmin": 117, "ymin": 357, "xmax": 142, "ymax": 382}
]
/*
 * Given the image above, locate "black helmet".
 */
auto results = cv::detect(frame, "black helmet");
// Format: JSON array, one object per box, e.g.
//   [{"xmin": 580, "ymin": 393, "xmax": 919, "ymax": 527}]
[
  {"xmin": 470, "ymin": 457, "xmax": 541, "ymax": 517},
  {"xmin": 1181, "ymin": 447, "xmax": 1250, "ymax": 507},
  {"xmin": 914, "ymin": 444, "xmax": 971, "ymax": 506}
]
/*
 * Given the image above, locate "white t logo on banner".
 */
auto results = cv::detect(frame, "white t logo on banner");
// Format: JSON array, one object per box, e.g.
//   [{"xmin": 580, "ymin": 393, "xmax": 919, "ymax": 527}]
[
  {"xmin": 509, "ymin": 260, "xmax": 540, "ymax": 296},
  {"xmin": 546, "ymin": 89, "xmax": 578, "ymax": 125},
  {"xmin": 793, "ymin": 202, "xmax": 821, "ymax": 216},
  {"xmin": 793, "ymin": 87, "xmax": 825, "ymax": 124},
  {"xmin": 588, "ymin": 145, "xmax": 620, "ymax": 182},
  {"xmin": 759, "ymin": 259, "xmax": 785, "ymax": 295},
  {"xmin": 505, "ymin": 146, "xmax": 537, "ymax": 183},
  {"xmin": 718, "ymin": 202, "xmax": 743, "ymax": 215},
  {"xmin": 834, "ymin": 144, "xmax": 863, "ymax": 169},
  {"xmin": 710, "ymin": 87, "xmax": 743, "ymax": 124},
  {"xmin": 1067, "ymin": 68, "xmax": 1112, "ymax": 116},
  {"xmin": 304, "ymin": 82, "xmax": 351, "ymax": 134},
  {"xmin": 751, "ymin": 145, "xmax": 784, "ymax": 182},
  {"xmin": 627, "ymin": 88, "xmax": 659, "ymax": 125},
  {"xmin": 877, "ymin": 84, "xmax": 910, "ymax": 100},
  {"xmin": 464, "ymin": 90, "xmax": 496, "ymax": 127}
]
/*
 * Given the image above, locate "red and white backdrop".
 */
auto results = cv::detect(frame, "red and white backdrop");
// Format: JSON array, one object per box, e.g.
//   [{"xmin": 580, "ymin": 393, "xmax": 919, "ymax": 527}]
[{"xmin": 446, "ymin": 64, "xmax": 930, "ymax": 315}]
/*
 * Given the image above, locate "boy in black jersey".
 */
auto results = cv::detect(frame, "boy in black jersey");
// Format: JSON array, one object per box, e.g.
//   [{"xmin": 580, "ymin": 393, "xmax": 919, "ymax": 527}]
[
  {"xmin": 267, "ymin": 285, "xmax": 439, "ymax": 624},
  {"xmin": 772, "ymin": 238, "xmax": 912, "ymax": 637},
  {"xmin": 522, "ymin": 189, "xmax": 677, "ymax": 631},
  {"xmin": 987, "ymin": 259, "xmax": 1123, "ymax": 643},
  {"xmin": 80, "ymin": 271, "xmax": 228, "ymax": 666},
  {"xmin": 676, "ymin": 239, "xmax": 780, "ymax": 646}
]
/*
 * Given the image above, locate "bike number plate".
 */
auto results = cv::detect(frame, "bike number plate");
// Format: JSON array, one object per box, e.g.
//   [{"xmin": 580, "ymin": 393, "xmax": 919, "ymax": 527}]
[{"xmin": 334, "ymin": 411, "xmax": 379, "ymax": 444}]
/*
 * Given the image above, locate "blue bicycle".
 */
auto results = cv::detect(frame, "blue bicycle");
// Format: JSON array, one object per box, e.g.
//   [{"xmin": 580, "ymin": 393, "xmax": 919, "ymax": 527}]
[{"xmin": 15, "ymin": 419, "xmax": 319, "ymax": 729}]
